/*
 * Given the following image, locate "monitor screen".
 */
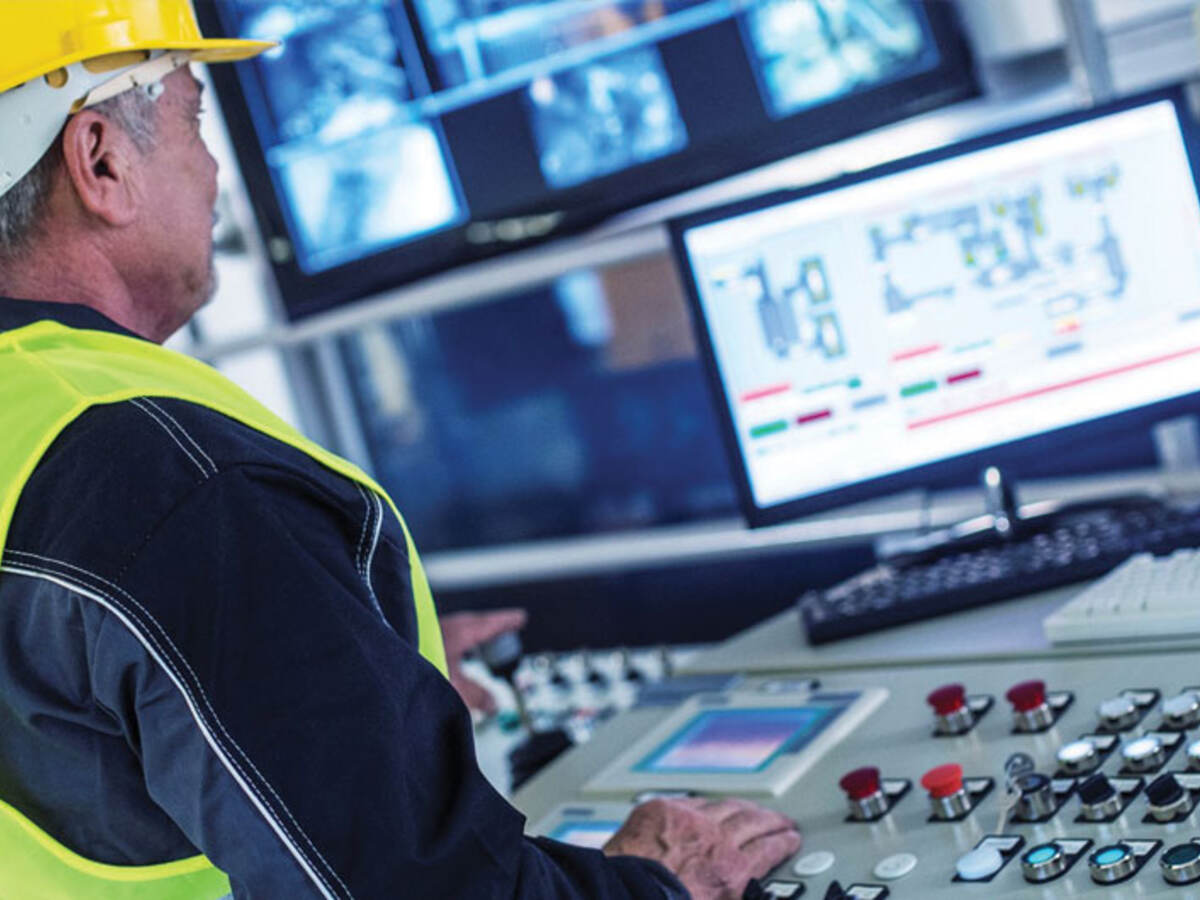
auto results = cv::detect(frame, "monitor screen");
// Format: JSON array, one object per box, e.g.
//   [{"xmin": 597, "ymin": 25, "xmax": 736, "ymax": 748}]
[
  {"xmin": 199, "ymin": 1, "xmax": 974, "ymax": 319},
  {"xmin": 673, "ymin": 90, "xmax": 1200, "ymax": 526},
  {"xmin": 633, "ymin": 705, "xmax": 842, "ymax": 773}
]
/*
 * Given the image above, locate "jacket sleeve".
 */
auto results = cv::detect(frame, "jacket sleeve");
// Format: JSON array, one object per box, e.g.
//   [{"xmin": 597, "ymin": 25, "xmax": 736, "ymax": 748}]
[{"xmin": 95, "ymin": 462, "xmax": 686, "ymax": 899}]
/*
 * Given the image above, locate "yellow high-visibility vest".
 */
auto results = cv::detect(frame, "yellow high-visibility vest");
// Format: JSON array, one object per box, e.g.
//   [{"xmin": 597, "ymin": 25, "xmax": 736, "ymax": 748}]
[{"xmin": 0, "ymin": 319, "xmax": 447, "ymax": 899}]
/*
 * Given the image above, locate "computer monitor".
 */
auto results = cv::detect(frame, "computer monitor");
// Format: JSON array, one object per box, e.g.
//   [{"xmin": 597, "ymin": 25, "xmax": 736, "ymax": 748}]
[
  {"xmin": 198, "ymin": 0, "xmax": 974, "ymax": 319},
  {"xmin": 672, "ymin": 88, "xmax": 1200, "ymax": 528}
]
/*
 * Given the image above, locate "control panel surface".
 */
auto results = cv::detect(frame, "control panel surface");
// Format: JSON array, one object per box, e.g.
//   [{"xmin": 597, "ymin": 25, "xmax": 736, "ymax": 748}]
[{"xmin": 517, "ymin": 649, "xmax": 1200, "ymax": 897}]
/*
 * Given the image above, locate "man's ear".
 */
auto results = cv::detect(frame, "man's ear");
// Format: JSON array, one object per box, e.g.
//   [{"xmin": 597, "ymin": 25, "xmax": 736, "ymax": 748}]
[{"xmin": 60, "ymin": 111, "xmax": 142, "ymax": 227}]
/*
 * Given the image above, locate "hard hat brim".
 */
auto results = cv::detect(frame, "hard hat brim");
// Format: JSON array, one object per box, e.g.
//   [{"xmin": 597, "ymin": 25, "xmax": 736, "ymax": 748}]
[
  {"xmin": 2, "ymin": 39, "xmax": 275, "ymax": 96},
  {"xmin": 175, "ymin": 38, "xmax": 277, "ymax": 65}
]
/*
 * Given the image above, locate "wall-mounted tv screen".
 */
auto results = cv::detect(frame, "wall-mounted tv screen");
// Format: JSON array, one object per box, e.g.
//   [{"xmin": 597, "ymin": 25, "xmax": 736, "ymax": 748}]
[{"xmin": 199, "ymin": 0, "xmax": 975, "ymax": 320}]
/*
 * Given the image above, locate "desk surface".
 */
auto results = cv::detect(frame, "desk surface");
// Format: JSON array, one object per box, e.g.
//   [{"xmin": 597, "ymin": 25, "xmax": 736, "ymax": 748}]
[{"xmin": 679, "ymin": 582, "xmax": 1200, "ymax": 676}]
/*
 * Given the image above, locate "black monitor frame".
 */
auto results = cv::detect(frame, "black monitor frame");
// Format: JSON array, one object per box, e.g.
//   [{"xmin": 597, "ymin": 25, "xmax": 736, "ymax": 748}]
[
  {"xmin": 671, "ymin": 85, "xmax": 1200, "ymax": 529},
  {"xmin": 197, "ymin": 1, "xmax": 976, "ymax": 321}
]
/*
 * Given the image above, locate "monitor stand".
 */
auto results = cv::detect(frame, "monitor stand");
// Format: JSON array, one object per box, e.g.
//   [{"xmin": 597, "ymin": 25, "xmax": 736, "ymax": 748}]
[{"xmin": 875, "ymin": 467, "xmax": 1166, "ymax": 569}]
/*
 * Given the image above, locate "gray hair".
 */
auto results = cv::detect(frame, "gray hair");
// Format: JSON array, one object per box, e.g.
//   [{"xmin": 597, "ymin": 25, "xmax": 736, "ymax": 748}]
[{"xmin": 0, "ymin": 87, "xmax": 159, "ymax": 260}]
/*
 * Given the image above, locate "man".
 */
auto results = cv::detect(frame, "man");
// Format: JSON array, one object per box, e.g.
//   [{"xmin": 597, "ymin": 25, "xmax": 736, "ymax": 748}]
[{"xmin": 0, "ymin": 3, "xmax": 802, "ymax": 898}]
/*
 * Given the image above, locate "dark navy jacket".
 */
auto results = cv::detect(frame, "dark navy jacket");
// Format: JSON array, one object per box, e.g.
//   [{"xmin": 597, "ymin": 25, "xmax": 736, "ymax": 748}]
[{"xmin": 0, "ymin": 298, "xmax": 683, "ymax": 899}]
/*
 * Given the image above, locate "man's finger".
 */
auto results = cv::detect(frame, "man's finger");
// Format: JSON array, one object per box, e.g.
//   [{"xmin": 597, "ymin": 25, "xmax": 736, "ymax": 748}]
[
  {"xmin": 741, "ymin": 827, "xmax": 804, "ymax": 877},
  {"xmin": 445, "ymin": 609, "xmax": 528, "ymax": 651}
]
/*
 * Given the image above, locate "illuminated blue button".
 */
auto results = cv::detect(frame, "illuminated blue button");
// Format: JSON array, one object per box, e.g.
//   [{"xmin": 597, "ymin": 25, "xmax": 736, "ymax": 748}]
[
  {"xmin": 1021, "ymin": 843, "xmax": 1067, "ymax": 883},
  {"xmin": 1089, "ymin": 843, "xmax": 1137, "ymax": 885},
  {"xmin": 1026, "ymin": 846, "xmax": 1057, "ymax": 865}
]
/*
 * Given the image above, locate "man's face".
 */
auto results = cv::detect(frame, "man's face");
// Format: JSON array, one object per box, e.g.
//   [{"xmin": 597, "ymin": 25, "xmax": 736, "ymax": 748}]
[{"xmin": 132, "ymin": 68, "xmax": 220, "ymax": 337}]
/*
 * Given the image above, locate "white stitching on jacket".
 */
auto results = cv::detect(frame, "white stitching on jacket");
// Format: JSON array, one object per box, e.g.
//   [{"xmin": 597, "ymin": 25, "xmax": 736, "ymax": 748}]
[
  {"xmin": 128, "ymin": 399, "xmax": 213, "ymax": 479},
  {"xmin": 140, "ymin": 399, "xmax": 219, "ymax": 475}
]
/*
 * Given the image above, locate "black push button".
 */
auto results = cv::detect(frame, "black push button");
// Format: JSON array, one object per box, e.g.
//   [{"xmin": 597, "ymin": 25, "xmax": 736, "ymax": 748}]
[{"xmin": 1162, "ymin": 843, "xmax": 1200, "ymax": 885}]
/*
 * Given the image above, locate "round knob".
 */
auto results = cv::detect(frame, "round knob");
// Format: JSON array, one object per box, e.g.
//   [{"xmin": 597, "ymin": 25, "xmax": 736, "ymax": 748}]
[
  {"xmin": 956, "ymin": 847, "xmax": 1004, "ymax": 882},
  {"xmin": 1162, "ymin": 691, "xmax": 1200, "ymax": 729},
  {"xmin": 927, "ymin": 684, "xmax": 973, "ymax": 735},
  {"xmin": 1014, "ymin": 772, "xmax": 1055, "ymax": 820},
  {"xmin": 1007, "ymin": 680, "xmax": 1053, "ymax": 732},
  {"xmin": 1077, "ymin": 773, "xmax": 1122, "ymax": 821},
  {"xmin": 1089, "ymin": 843, "xmax": 1137, "ymax": 884},
  {"xmin": 1057, "ymin": 739, "xmax": 1100, "ymax": 775},
  {"xmin": 1146, "ymin": 773, "xmax": 1190, "ymax": 822},
  {"xmin": 1021, "ymin": 843, "xmax": 1067, "ymax": 883},
  {"xmin": 839, "ymin": 767, "xmax": 888, "ymax": 821},
  {"xmin": 1097, "ymin": 695, "xmax": 1139, "ymax": 731},
  {"xmin": 1161, "ymin": 842, "xmax": 1200, "ymax": 885},
  {"xmin": 1122, "ymin": 734, "xmax": 1167, "ymax": 772},
  {"xmin": 921, "ymin": 763, "xmax": 969, "ymax": 819}
]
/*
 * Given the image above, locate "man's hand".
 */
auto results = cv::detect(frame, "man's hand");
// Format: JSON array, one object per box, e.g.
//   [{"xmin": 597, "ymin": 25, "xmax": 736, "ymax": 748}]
[
  {"xmin": 603, "ymin": 797, "xmax": 801, "ymax": 900},
  {"xmin": 439, "ymin": 608, "xmax": 528, "ymax": 714}
]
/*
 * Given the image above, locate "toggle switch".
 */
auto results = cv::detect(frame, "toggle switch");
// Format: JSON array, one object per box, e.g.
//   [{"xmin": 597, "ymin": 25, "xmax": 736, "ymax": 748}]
[
  {"xmin": 1077, "ymin": 773, "xmax": 1123, "ymax": 821},
  {"xmin": 1146, "ymin": 773, "xmax": 1190, "ymax": 822}
]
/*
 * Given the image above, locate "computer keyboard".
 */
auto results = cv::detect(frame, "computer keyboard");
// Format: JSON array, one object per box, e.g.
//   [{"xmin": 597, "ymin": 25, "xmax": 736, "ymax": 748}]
[
  {"xmin": 1043, "ymin": 549, "xmax": 1200, "ymax": 644},
  {"xmin": 797, "ymin": 502, "xmax": 1200, "ymax": 644}
]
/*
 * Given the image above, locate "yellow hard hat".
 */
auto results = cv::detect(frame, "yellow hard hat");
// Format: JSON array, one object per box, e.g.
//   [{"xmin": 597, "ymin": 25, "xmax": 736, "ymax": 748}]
[
  {"xmin": 0, "ymin": 0, "xmax": 273, "ymax": 199},
  {"xmin": 1, "ymin": 0, "xmax": 271, "ymax": 95}
]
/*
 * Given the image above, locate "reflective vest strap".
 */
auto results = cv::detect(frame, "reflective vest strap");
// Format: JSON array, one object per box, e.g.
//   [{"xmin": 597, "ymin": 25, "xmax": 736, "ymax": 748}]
[
  {"xmin": 0, "ymin": 320, "xmax": 447, "ymax": 675},
  {"xmin": 0, "ymin": 797, "xmax": 230, "ymax": 900}
]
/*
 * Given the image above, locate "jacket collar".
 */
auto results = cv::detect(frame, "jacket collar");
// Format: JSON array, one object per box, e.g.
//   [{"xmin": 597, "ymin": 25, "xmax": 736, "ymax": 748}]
[{"xmin": 0, "ymin": 297, "xmax": 138, "ymax": 338}]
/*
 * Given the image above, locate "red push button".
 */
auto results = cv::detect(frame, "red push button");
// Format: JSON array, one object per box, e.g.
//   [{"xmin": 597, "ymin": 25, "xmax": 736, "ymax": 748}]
[
  {"xmin": 927, "ymin": 684, "xmax": 967, "ymax": 716},
  {"xmin": 921, "ymin": 763, "xmax": 964, "ymax": 799},
  {"xmin": 840, "ymin": 767, "xmax": 882, "ymax": 801},
  {"xmin": 1006, "ymin": 680, "xmax": 1047, "ymax": 713}
]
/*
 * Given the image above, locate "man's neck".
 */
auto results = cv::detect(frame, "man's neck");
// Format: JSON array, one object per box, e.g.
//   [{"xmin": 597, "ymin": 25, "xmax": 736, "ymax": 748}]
[{"xmin": 1, "ymin": 236, "xmax": 158, "ymax": 342}]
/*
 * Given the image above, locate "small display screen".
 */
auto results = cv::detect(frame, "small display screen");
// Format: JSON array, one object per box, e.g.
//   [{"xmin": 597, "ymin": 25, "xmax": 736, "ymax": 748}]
[
  {"xmin": 548, "ymin": 821, "xmax": 623, "ymax": 849},
  {"xmin": 634, "ymin": 703, "xmax": 844, "ymax": 773}
]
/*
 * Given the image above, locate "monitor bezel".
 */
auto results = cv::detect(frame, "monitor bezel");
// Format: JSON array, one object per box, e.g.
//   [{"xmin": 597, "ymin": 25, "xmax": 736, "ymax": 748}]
[
  {"xmin": 670, "ymin": 85, "xmax": 1200, "ymax": 529},
  {"xmin": 197, "ymin": 0, "xmax": 975, "ymax": 321}
]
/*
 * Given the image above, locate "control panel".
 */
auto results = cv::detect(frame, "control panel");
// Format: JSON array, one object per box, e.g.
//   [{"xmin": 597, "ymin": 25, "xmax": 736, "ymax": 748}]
[{"xmin": 516, "ymin": 648, "xmax": 1200, "ymax": 897}]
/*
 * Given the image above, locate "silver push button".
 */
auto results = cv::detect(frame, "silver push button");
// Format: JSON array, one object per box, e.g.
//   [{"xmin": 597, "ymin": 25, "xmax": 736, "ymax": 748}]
[
  {"xmin": 1098, "ymin": 695, "xmax": 1139, "ymax": 731},
  {"xmin": 1056, "ymin": 739, "xmax": 1099, "ymax": 775},
  {"xmin": 1121, "ymin": 734, "xmax": 1166, "ymax": 772},
  {"xmin": 1162, "ymin": 691, "xmax": 1200, "ymax": 729}
]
